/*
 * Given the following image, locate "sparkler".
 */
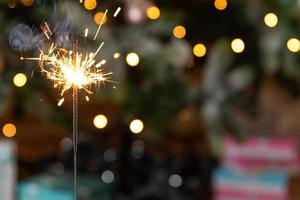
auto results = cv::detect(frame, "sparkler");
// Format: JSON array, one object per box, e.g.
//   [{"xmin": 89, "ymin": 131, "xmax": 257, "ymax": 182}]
[{"xmin": 21, "ymin": 6, "xmax": 122, "ymax": 200}]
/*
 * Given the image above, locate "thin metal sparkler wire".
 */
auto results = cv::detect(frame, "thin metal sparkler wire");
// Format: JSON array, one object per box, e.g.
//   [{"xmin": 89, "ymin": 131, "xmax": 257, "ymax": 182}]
[
  {"xmin": 72, "ymin": 39, "xmax": 78, "ymax": 200},
  {"xmin": 72, "ymin": 85, "xmax": 78, "ymax": 200}
]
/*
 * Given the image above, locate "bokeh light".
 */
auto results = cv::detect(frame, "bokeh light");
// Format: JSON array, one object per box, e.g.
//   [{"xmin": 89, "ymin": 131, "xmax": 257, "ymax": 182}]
[
  {"xmin": 8, "ymin": 2, "xmax": 16, "ymax": 8},
  {"xmin": 214, "ymin": 0, "xmax": 227, "ymax": 10},
  {"xmin": 103, "ymin": 149, "xmax": 117, "ymax": 163},
  {"xmin": 101, "ymin": 170, "xmax": 115, "ymax": 184},
  {"xmin": 264, "ymin": 13, "xmax": 278, "ymax": 28},
  {"xmin": 2, "ymin": 123, "xmax": 16, "ymax": 138},
  {"xmin": 231, "ymin": 38, "xmax": 245, "ymax": 53},
  {"xmin": 129, "ymin": 119, "xmax": 144, "ymax": 134},
  {"xmin": 131, "ymin": 140, "xmax": 145, "ymax": 159},
  {"xmin": 146, "ymin": 6, "xmax": 161, "ymax": 20},
  {"xmin": 287, "ymin": 38, "xmax": 300, "ymax": 53},
  {"xmin": 84, "ymin": 0, "xmax": 97, "ymax": 10},
  {"xmin": 173, "ymin": 25, "xmax": 186, "ymax": 39},
  {"xmin": 21, "ymin": 0, "xmax": 34, "ymax": 6},
  {"xmin": 60, "ymin": 137, "xmax": 73, "ymax": 151},
  {"xmin": 126, "ymin": 52, "xmax": 140, "ymax": 67},
  {"xmin": 94, "ymin": 12, "xmax": 107, "ymax": 25},
  {"xmin": 168, "ymin": 174, "xmax": 183, "ymax": 188},
  {"xmin": 128, "ymin": 7, "xmax": 143, "ymax": 23},
  {"xmin": 93, "ymin": 114, "xmax": 108, "ymax": 129},
  {"xmin": 113, "ymin": 52, "xmax": 120, "ymax": 59},
  {"xmin": 13, "ymin": 73, "xmax": 27, "ymax": 87},
  {"xmin": 193, "ymin": 43, "xmax": 207, "ymax": 57}
]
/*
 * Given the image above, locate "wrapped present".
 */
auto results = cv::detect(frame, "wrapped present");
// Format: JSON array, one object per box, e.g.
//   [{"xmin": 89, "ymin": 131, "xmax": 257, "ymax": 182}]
[
  {"xmin": 0, "ymin": 140, "xmax": 16, "ymax": 200},
  {"xmin": 223, "ymin": 136, "xmax": 300, "ymax": 173},
  {"xmin": 18, "ymin": 174, "xmax": 111, "ymax": 200},
  {"xmin": 213, "ymin": 168, "xmax": 289, "ymax": 200}
]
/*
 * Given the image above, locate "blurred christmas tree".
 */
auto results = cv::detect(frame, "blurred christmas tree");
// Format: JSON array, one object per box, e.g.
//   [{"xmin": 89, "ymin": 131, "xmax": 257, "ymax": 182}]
[{"xmin": 0, "ymin": 0, "xmax": 300, "ymax": 199}]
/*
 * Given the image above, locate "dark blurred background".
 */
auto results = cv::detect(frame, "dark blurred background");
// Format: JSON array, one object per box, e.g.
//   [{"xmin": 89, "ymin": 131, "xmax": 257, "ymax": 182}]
[{"xmin": 0, "ymin": 0, "xmax": 300, "ymax": 200}]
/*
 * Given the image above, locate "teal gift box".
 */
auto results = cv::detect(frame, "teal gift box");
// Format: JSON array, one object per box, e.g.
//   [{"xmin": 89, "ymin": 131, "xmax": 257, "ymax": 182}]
[
  {"xmin": 213, "ymin": 167, "xmax": 289, "ymax": 200},
  {"xmin": 0, "ymin": 140, "xmax": 16, "ymax": 200},
  {"xmin": 18, "ymin": 174, "xmax": 111, "ymax": 200}
]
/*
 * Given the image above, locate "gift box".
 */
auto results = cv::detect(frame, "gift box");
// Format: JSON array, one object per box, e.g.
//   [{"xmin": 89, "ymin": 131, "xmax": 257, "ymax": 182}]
[
  {"xmin": 18, "ymin": 174, "xmax": 111, "ymax": 200},
  {"xmin": 214, "ymin": 136, "xmax": 300, "ymax": 200},
  {"xmin": 213, "ymin": 168, "xmax": 289, "ymax": 200},
  {"xmin": 223, "ymin": 136, "xmax": 300, "ymax": 173},
  {"xmin": 0, "ymin": 140, "xmax": 16, "ymax": 200}
]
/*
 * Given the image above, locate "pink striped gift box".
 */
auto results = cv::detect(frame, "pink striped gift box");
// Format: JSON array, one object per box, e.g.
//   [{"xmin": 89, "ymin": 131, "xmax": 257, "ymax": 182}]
[{"xmin": 223, "ymin": 136, "xmax": 300, "ymax": 173}]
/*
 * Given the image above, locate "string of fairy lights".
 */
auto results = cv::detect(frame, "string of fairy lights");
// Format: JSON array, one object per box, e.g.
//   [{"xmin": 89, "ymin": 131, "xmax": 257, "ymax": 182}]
[{"xmin": 2, "ymin": 0, "xmax": 300, "ymax": 139}]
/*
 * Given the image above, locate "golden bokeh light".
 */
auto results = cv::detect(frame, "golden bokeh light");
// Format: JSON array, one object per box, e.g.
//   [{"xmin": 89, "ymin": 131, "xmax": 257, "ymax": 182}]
[
  {"xmin": 84, "ymin": 0, "xmax": 97, "ymax": 10},
  {"xmin": 214, "ymin": 0, "xmax": 227, "ymax": 10},
  {"xmin": 2, "ymin": 123, "xmax": 16, "ymax": 138},
  {"xmin": 13, "ymin": 73, "xmax": 27, "ymax": 87},
  {"xmin": 113, "ymin": 52, "xmax": 120, "ymax": 59},
  {"xmin": 94, "ymin": 12, "xmax": 108, "ymax": 25},
  {"xmin": 146, "ymin": 6, "xmax": 161, "ymax": 20},
  {"xmin": 287, "ymin": 38, "xmax": 300, "ymax": 53},
  {"xmin": 173, "ymin": 25, "xmax": 186, "ymax": 39},
  {"xmin": 126, "ymin": 52, "xmax": 140, "ymax": 67},
  {"xmin": 21, "ymin": 0, "xmax": 34, "ymax": 6},
  {"xmin": 93, "ymin": 114, "xmax": 108, "ymax": 129},
  {"xmin": 129, "ymin": 119, "xmax": 144, "ymax": 134},
  {"xmin": 231, "ymin": 38, "xmax": 245, "ymax": 53},
  {"xmin": 193, "ymin": 43, "xmax": 207, "ymax": 57},
  {"xmin": 264, "ymin": 13, "xmax": 278, "ymax": 28}
]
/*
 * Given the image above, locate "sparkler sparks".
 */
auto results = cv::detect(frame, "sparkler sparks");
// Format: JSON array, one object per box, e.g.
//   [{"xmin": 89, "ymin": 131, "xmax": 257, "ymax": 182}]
[
  {"xmin": 94, "ymin": 9, "xmax": 108, "ymax": 40},
  {"xmin": 21, "ymin": 8, "xmax": 123, "ymax": 100},
  {"xmin": 36, "ymin": 41, "xmax": 112, "ymax": 97},
  {"xmin": 22, "ymin": 20, "xmax": 114, "ymax": 105},
  {"xmin": 84, "ymin": 28, "xmax": 89, "ymax": 37},
  {"xmin": 114, "ymin": 7, "xmax": 122, "ymax": 17}
]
